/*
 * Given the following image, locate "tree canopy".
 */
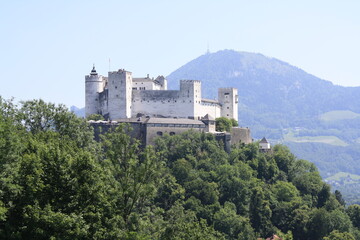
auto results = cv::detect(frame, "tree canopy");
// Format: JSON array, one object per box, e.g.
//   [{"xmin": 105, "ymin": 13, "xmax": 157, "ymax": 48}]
[{"xmin": 1, "ymin": 97, "xmax": 360, "ymax": 240}]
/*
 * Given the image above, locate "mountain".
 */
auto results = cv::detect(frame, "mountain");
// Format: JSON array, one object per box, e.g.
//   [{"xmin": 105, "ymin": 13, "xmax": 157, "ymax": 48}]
[
  {"xmin": 167, "ymin": 50, "xmax": 360, "ymax": 179},
  {"xmin": 168, "ymin": 50, "xmax": 360, "ymax": 130},
  {"xmin": 70, "ymin": 105, "xmax": 85, "ymax": 118}
]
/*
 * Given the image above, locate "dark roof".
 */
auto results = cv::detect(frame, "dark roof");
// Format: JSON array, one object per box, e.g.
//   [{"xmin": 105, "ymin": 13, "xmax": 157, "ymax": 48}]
[
  {"xmin": 202, "ymin": 114, "xmax": 215, "ymax": 121},
  {"xmin": 201, "ymin": 98, "xmax": 220, "ymax": 104},
  {"xmin": 90, "ymin": 65, "xmax": 97, "ymax": 75},
  {"xmin": 259, "ymin": 137, "xmax": 269, "ymax": 143},
  {"xmin": 146, "ymin": 117, "xmax": 204, "ymax": 125}
]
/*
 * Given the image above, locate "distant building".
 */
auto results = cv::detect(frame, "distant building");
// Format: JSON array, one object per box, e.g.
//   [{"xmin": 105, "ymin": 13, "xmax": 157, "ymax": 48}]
[
  {"xmin": 259, "ymin": 137, "xmax": 271, "ymax": 152},
  {"xmin": 85, "ymin": 66, "xmax": 252, "ymax": 149},
  {"xmin": 85, "ymin": 66, "xmax": 238, "ymax": 121}
]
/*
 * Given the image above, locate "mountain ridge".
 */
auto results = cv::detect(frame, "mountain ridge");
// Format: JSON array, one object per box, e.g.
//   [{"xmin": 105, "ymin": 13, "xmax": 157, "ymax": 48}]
[{"xmin": 167, "ymin": 49, "xmax": 360, "ymax": 131}]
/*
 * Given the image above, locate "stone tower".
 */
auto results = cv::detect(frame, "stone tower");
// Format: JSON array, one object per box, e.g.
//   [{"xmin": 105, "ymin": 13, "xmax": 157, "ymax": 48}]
[
  {"xmin": 179, "ymin": 80, "xmax": 202, "ymax": 119},
  {"xmin": 218, "ymin": 88, "xmax": 238, "ymax": 122},
  {"xmin": 85, "ymin": 66, "xmax": 103, "ymax": 117},
  {"xmin": 107, "ymin": 69, "xmax": 132, "ymax": 119}
]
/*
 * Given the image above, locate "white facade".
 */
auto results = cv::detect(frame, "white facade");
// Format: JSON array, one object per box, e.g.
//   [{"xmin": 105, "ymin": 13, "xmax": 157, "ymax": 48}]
[
  {"xmin": 259, "ymin": 137, "xmax": 271, "ymax": 150},
  {"xmin": 85, "ymin": 67, "xmax": 239, "ymax": 122}
]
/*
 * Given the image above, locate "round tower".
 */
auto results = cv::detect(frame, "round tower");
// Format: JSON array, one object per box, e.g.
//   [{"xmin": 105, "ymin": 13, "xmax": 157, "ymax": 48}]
[{"xmin": 85, "ymin": 65, "xmax": 103, "ymax": 117}]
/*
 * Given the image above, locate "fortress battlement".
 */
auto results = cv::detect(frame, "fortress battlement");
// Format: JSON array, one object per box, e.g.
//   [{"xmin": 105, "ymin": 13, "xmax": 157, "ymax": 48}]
[{"xmin": 85, "ymin": 66, "xmax": 238, "ymax": 122}]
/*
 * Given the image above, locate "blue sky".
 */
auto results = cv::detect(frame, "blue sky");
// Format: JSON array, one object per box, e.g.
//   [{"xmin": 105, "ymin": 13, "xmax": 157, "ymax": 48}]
[{"xmin": 1, "ymin": 0, "xmax": 359, "ymax": 107}]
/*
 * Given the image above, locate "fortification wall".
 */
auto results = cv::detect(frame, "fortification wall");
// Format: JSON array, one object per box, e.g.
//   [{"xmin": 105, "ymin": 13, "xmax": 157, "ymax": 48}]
[
  {"xmin": 197, "ymin": 102, "xmax": 222, "ymax": 119},
  {"xmin": 146, "ymin": 126, "xmax": 205, "ymax": 145},
  {"xmin": 132, "ymin": 80, "xmax": 160, "ymax": 90},
  {"xmin": 131, "ymin": 90, "xmax": 196, "ymax": 118},
  {"xmin": 230, "ymin": 127, "xmax": 252, "ymax": 145}
]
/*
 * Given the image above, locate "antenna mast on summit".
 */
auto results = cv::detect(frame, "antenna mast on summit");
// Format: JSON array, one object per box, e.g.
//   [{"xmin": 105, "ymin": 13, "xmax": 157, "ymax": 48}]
[{"xmin": 207, "ymin": 42, "xmax": 210, "ymax": 54}]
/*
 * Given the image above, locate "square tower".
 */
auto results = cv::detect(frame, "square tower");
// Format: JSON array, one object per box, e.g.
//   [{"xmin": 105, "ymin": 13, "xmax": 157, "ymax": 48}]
[
  {"xmin": 218, "ymin": 88, "xmax": 238, "ymax": 122},
  {"xmin": 179, "ymin": 80, "xmax": 202, "ymax": 119},
  {"xmin": 107, "ymin": 69, "xmax": 132, "ymax": 119}
]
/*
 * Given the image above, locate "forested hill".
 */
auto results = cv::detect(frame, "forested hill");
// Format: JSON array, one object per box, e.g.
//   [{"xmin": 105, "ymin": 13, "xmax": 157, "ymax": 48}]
[
  {"xmin": 167, "ymin": 50, "xmax": 360, "ymax": 187},
  {"xmin": 1, "ymin": 97, "xmax": 360, "ymax": 239},
  {"xmin": 167, "ymin": 50, "xmax": 360, "ymax": 132}
]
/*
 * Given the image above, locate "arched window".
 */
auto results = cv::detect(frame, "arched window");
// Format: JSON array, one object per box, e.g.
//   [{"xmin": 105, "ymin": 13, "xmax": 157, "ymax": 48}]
[
  {"xmin": 157, "ymin": 131, "xmax": 163, "ymax": 136},
  {"xmin": 170, "ymin": 132, "xmax": 175, "ymax": 136}
]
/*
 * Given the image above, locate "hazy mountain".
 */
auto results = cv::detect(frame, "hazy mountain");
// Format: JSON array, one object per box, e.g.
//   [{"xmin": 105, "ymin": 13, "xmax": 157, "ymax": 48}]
[
  {"xmin": 70, "ymin": 105, "xmax": 85, "ymax": 118},
  {"xmin": 167, "ymin": 50, "xmax": 360, "ymax": 180},
  {"xmin": 168, "ymin": 50, "xmax": 360, "ymax": 132}
]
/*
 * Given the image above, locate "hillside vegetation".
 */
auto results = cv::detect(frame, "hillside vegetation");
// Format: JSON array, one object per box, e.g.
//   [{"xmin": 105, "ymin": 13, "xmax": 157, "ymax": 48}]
[
  {"xmin": 1, "ymin": 97, "xmax": 360, "ymax": 239},
  {"xmin": 167, "ymin": 50, "xmax": 360, "ymax": 189}
]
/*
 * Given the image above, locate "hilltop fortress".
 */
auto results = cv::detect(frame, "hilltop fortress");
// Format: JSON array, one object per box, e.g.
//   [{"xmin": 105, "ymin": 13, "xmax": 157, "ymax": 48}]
[
  {"xmin": 85, "ymin": 66, "xmax": 238, "ymax": 121},
  {"xmin": 85, "ymin": 66, "xmax": 251, "ymax": 148}
]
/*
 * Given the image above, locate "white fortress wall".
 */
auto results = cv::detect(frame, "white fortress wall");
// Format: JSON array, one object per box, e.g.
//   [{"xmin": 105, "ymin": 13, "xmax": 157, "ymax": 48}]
[
  {"xmin": 131, "ymin": 90, "xmax": 196, "ymax": 118},
  {"xmin": 133, "ymin": 78, "xmax": 159, "ymax": 90},
  {"xmin": 198, "ymin": 100, "xmax": 222, "ymax": 119}
]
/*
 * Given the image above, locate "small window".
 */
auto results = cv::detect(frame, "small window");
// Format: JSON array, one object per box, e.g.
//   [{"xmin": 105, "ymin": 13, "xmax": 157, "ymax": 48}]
[
  {"xmin": 224, "ymin": 93, "xmax": 229, "ymax": 95},
  {"xmin": 170, "ymin": 132, "xmax": 175, "ymax": 136},
  {"xmin": 157, "ymin": 131, "xmax": 163, "ymax": 136},
  {"xmin": 227, "ymin": 107, "xmax": 229, "ymax": 109},
  {"xmin": 115, "ymin": 86, "xmax": 117, "ymax": 89},
  {"xmin": 227, "ymin": 114, "xmax": 229, "ymax": 116}
]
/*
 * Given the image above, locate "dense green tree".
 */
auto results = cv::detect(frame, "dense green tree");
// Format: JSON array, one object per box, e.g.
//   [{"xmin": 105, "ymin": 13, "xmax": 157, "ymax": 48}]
[
  {"xmin": 323, "ymin": 230, "xmax": 355, "ymax": 240},
  {"xmin": 335, "ymin": 190, "xmax": 346, "ymax": 207},
  {"xmin": 347, "ymin": 204, "xmax": 360, "ymax": 229},
  {"xmin": 215, "ymin": 117, "xmax": 233, "ymax": 132},
  {"xmin": 249, "ymin": 186, "xmax": 274, "ymax": 237},
  {"xmin": 307, "ymin": 208, "xmax": 352, "ymax": 240},
  {"xmin": 102, "ymin": 124, "xmax": 162, "ymax": 225},
  {"xmin": 86, "ymin": 113, "xmax": 105, "ymax": 121},
  {"xmin": 213, "ymin": 202, "xmax": 255, "ymax": 239},
  {"xmin": 2, "ymin": 97, "xmax": 360, "ymax": 240},
  {"xmin": 160, "ymin": 203, "xmax": 225, "ymax": 240}
]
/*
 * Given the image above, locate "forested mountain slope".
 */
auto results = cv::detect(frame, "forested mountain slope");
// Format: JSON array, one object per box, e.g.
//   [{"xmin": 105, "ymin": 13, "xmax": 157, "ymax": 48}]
[{"xmin": 167, "ymin": 50, "xmax": 360, "ymax": 181}]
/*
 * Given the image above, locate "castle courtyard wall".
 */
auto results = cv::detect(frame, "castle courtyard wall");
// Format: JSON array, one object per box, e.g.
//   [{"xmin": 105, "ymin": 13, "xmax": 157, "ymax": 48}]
[{"xmin": 131, "ymin": 90, "xmax": 196, "ymax": 118}]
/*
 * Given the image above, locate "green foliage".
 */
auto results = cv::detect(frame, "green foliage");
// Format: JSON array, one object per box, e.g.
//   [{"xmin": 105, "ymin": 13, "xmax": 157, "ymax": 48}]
[
  {"xmin": 215, "ymin": 117, "xmax": 232, "ymax": 132},
  {"xmin": 323, "ymin": 230, "xmax": 355, "ymax": 240},
  {"xmin": 347, "ymin": 204, "xmax": 360, "ymax": 229},
  {"xmin": 86, "ymin": 113, "xmax": 105, "ymax": 121},
  {"xmin": 1, "ymin": 97, "xmax": 360, "ymax": 240}
]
